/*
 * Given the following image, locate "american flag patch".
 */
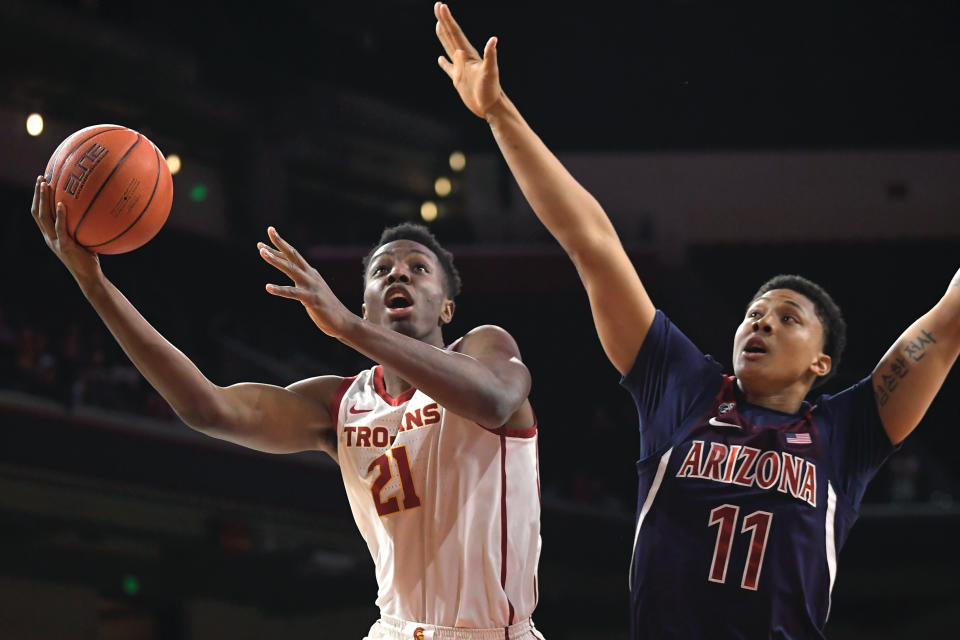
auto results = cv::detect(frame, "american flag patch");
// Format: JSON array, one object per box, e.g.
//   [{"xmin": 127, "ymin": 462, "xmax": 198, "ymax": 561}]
[{"xmin": 785, "ymin": 432, "xmax": 812, "ymax": 445}]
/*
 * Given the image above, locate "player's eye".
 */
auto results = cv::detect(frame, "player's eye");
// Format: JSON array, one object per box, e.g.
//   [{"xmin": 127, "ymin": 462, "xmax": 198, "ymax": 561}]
[
  {"xmin": 413, "ymin": 263, "xmax": 428, "ymax": 273},
  {"xmin": 783, "ymin": 315, "xmax": 797, "ymax": 324},
  {"xmin": 748, "ymin": 310, "xmax": 760, "ymax": 319},
  {"xmin": 372, "ymin": 264, "xmax": 388, "ymax": 275}
]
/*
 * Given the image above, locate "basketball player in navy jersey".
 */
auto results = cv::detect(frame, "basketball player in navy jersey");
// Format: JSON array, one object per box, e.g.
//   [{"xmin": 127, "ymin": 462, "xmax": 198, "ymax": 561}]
[
  {"xmin": 30, "ymin": 174, "xmax": 546, "ymax": 639},
  {"xmin": 434, "ymin": 3, "xmax": 960, "ymax": 637}
]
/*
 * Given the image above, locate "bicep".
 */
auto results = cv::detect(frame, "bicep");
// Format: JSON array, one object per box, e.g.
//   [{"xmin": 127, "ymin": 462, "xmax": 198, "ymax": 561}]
[
  {"xmin": 872, "ymin": 302, "xmax": 960, "ymax": 445},
  {"xmin": 215, "ymin": 378, "xmax": 338, "ymax": 455},
  {"xmin": 572, "ymin": 234, "xmax": 656, "ymax": 376}
]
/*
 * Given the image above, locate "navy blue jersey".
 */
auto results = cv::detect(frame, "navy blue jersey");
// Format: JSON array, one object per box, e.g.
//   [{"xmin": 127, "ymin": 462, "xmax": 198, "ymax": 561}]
[{"xmin": 621, "ymin": 311, "xmax": 898, "ymax": 639}]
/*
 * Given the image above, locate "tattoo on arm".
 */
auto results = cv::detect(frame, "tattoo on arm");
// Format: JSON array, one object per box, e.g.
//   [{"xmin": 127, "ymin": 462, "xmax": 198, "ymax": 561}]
[
  {"xmin": 903, "ymin": 329, "xmax": 936, "ymax": 362},
  {"xmin": 875, "ymin": 328, "xmax": 936, "ymax": 407},
  {"xmin": 875, "ymin": 355, "xmax": 911, "ymax": 407}
]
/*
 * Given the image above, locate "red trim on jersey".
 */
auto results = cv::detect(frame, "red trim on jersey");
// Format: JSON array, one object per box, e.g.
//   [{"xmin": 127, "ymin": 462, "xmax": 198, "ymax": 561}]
[
  {"xmin": 499, "ymin": 434, "xmax": 517, "ymax": 627},
  {"xmin": 534, "ymin": 418, "xmax": 542, "ymax": 503},
  {"xmin": 372, "ymin": 365, "xmax": 417, "ymax": 406},
  {"xmin": 491, "ymin": 405, "xmax": 538, "ymax": 439},
  {"xmin": 533, "ymin": 435, "xmax": 541, "ymax": 608},
  {"xmin": 329, "ymin": 376, "xmax": 357, "ymax": 427},
  {"xmin": 489, "ymin": 420, "xmax": 537, "ymax": 439},
  {"xmin": 712, "ymin": 374, "xmax": 820, "ymax": 446}
]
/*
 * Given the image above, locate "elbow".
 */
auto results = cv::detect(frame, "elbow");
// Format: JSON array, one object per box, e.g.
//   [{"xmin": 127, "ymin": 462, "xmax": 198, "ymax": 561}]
[
  {"xmin": 479, "ymin": 392, "xmax": 527, "ymax": 429},
  {"xmin": 176, "ymin": 405, "xmax": 224, "ymax": 436},
  {"xmin": 175, "ymin": 389, "xmax": 237, "ymax": 437},
  {"xmin": 566, "ymin": 226, "xmax": 619, "ymax": 269}
]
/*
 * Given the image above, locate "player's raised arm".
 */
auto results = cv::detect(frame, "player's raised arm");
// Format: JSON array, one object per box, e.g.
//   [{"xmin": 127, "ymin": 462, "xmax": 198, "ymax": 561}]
[
  {"xmin": 258, "ymin": 227, "xmax": 532, "ymax": 429},
  {"xmin": 870, "ymin": 267, "xmax": 960, "ymax": 444},
  {"xmin": 433, "ymin": 2, "xmax": 656, "ymax": 376},
  {"xmin": 30, "ymin": 177, "xmax": 337, "ymax": 456},
  {"xmin": 346, "ymin": 321, "xmax": 532, "ymax": 431}
]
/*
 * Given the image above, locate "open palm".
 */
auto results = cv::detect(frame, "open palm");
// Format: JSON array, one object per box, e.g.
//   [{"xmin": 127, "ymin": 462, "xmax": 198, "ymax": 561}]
[{"xmin": 434, "ymin": 2, "xmax": 502, "ymax": 119}]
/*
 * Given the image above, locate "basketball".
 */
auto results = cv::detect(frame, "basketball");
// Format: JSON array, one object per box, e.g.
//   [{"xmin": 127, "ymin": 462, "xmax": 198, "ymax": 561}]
[{"xmin": 43, "ymin": 124, "xmax": 173, "ymax": 254}]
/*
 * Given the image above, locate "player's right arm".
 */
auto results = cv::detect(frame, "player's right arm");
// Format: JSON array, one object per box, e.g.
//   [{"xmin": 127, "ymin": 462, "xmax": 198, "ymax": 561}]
[
  {"xmin": 30, "ymin": 176, "xmax": 338, "ymax": 456},
  {"xmin": 434, "ymin": 3, "xmax": 655, "ymax": 376}
]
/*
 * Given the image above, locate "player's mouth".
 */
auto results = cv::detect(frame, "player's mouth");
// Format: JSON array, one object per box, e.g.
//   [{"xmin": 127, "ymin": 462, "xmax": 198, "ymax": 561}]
[
  {"xmin": 742, "ymin": 336, "xmax": 769, "ymax": 361},
  {"xmin": 384, "ymin": 286, "xmax": 414, "ymax": 318}
]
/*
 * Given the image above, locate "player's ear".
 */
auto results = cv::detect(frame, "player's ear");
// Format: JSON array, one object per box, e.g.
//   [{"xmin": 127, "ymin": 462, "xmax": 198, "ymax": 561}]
[
  {"xmin": 439, "ymin": 298, "xmax": 455, "ymax": 326},
  {"xmin": 810, "ymin": 352, "xmax": 831, "ymax": 378}
]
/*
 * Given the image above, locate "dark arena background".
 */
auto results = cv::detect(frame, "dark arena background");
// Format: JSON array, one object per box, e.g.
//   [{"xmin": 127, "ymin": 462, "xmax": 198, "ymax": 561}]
[{"xmin": 1, "ymin": 1, "xmax": 959, "ymax": 638}]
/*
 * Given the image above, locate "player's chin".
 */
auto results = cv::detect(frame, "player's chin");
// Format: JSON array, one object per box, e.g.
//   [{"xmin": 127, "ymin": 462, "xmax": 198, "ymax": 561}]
[
  {"xmin": 384, "ymin": 317, "xmax": 419, "ymax": 336},
  {"xmin": 733, "ymin": 357, "xmax": 772, "ymax": 384}
]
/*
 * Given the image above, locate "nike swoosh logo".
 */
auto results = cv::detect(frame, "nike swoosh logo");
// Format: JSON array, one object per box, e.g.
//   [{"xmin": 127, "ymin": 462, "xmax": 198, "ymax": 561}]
[
  {"xmin": 708, "ymin": 417, "xmax": 742, "ymax": 429},
  {"xmin": 349, "ymin": 404, "xmax": 373, "ymax": 415}
]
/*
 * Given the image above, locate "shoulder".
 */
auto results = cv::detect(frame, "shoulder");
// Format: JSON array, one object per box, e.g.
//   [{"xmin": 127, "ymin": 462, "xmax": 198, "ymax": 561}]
[
  {"xmin": 811, "ymin": 376, "xmax": 873, "ymax": 414},
  {"xmin": 286, "ymin": 374, "xmax": 349, "ymax": 406},
  {"xmin": 453, "ymin": 324, "xmax": 522, "ymax": 357}
]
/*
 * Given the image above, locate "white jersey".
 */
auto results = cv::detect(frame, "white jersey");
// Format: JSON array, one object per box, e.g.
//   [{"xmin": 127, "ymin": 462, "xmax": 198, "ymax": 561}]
[{"xmin": 331, "ymin": 363, "xmax": 541, "ymax": 629}]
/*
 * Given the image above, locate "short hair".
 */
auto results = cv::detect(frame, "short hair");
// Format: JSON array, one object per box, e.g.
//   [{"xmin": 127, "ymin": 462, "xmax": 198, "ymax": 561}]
[
  {"xmin": 362, "ymin": 223, "xmax": 462, "ymax": 298},
  {"xmin": 750, "ymin": 274, "xmax": 847, "ymax": 388}
]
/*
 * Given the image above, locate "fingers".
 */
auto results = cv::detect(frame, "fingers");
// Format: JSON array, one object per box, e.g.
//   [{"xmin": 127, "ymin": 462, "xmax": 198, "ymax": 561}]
[
  {"xmin": 435, "ymin": 16, "xmax": 457, "ymax": 59},
  {"xmin": 258, "ymin": 241, "xmax": 300, "ymax": 280},
  {"xmin": 438, "ymin": 3, "xmax": 478, "ymax": 57},
  {"xmin": 37, "ymin": 181, "xmax": 57, "ymax": 238},
  {"xmin": 483, "ymin": 36, "xmax": 498, "ymax": 73},
  {"xmin": 267, "ymin": 226, "xmax": 308, "ymax": 268},
  {"xmin": 31, "ymin": 176, "xmax": 42, "ymax": 226},
  {"xmin": 433, "ymin": 2, "xmax": 455, "ymax": 56},
  {"xmin": 261, "ymin": 242, "xmax": 306, "ymax": 299},
  {"xmin": 264, "ymin": 283, "xmax": 301, "ymax": 300},
  {"xmin": 53, "ymin": 200, "xmax": 69, "ymax": 241},
  {"xmin": 437, "ymin": 55, "xmax": 455, "ymax": 78}
]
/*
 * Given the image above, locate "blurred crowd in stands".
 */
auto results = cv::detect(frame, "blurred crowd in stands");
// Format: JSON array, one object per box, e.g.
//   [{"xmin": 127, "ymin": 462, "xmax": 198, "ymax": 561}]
[
  {"xmin": 0, "ymin": 304, "xmax": 174, "ymax": 421},
  {"xmin": 0, "ymin": 293, "xmax": 953, "ymax": 514}
]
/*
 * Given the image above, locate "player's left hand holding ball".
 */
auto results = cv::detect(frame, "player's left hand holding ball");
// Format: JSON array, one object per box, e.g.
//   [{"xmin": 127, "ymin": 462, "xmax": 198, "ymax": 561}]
[
  {"xmin": 31, "ymin": 176, "xmax": 102, "ymax": 286},
  {"xmin": 258, "ymin": 227, "xmax": 356, "ymax": 339}
]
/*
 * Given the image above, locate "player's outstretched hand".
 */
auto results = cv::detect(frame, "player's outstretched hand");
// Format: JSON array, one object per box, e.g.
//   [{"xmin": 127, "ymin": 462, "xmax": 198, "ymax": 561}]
[
  {"xmin": 259, "ymin": 227, "xmax": 356, "ymax": 339},
  {"xmin": 434, "ymin": 2, "xmax": 503, "ymax": 119},
  {"xmin": 31, "ymin": 176, "xmax": 101, "ymax": 283}
]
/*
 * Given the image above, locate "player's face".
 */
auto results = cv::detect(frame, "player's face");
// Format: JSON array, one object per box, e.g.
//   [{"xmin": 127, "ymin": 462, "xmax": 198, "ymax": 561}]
[
  {"xmin": 362, "ymin": 240, "xmax": 454, "ymax": 343},
  {"xmin": 732, "ymin": 289, "xmax": 831, "ymax": 395}
]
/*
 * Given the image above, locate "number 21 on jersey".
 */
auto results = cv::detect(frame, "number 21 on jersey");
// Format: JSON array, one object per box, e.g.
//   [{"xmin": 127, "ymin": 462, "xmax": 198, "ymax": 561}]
[{"xmin": 368, "ymin": 445, "xmax": 422, "ymax": 517}]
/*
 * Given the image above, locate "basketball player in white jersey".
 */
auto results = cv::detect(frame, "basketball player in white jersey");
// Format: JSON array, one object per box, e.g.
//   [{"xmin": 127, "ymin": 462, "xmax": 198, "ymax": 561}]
[{"xmin": 30, "ymin": 176, "xmax": 546, "ymax": 640}]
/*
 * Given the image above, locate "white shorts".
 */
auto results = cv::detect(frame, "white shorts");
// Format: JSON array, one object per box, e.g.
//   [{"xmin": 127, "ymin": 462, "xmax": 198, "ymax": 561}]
[{"xmin": 363, "ymin": 615, "xmax": 546, "ymax": 640}]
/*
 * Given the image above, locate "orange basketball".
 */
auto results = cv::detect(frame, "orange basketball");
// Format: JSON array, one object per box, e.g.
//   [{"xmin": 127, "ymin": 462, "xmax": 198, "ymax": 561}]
[{"xmin": 44, "ymin": 124, "xmax": 173, "ymax": 254}]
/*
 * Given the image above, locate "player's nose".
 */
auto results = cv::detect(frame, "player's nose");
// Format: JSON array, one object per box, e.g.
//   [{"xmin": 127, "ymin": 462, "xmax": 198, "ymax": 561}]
[
  {"xmin": 752, "ymin": 317, "xmax": 774, "ymax": 333},
  {"xmin": 386, "ymin": 263, "xmax": 411, "ymax": 284}
]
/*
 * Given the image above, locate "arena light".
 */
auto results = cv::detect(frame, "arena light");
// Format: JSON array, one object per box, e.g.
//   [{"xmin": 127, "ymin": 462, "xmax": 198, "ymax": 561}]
[
  {"xmin": 434, "ymin": 176, "xmax": 452, "ymax": 197},
  {"xmin": 121, "ymin": 574, "xmax": 140, "ymax": 597},
  {"xmin": 420, "ymin": 201, "xmax": 438, "ymax": 222},
  {"xmin": 26, "ymin": 113, "xmax": 44, "ymax": 136},
  {"xmin": 166, "ymin": 154, "xmax": 182, "ymax": 175},
  {"xmin": 189, "ymin": 183, "xmax": 209, "ymax": 202},
  {"xmin": 449, "ymin": 151, "xmax": 466, "ymax": 172}
]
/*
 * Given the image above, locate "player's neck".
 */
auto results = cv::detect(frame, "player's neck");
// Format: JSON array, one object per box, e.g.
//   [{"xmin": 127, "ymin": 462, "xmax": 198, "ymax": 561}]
[
  {"xmin": 381, "ymin": 367, "xmax": 414, "ymax": 398},
  {"xmin": 738, "ymin": 380, "xmax": 809, "ymax": 415}
]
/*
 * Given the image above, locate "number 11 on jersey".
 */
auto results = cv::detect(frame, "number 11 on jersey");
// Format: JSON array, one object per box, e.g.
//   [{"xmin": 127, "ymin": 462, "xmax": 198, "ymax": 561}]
[
  {"xmin": 708, "ymin": 504, "xmax": 773, "ymax": 591},
  {"xmin": 368, "ymin": 445, "xmax": 422, "ymax": 517}
]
